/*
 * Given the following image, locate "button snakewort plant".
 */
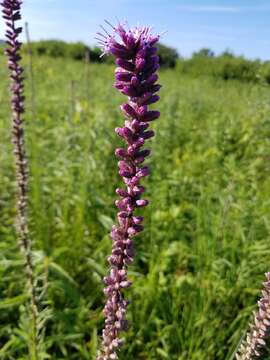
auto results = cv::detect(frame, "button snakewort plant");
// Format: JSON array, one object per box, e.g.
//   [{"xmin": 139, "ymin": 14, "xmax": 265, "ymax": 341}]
[
  {"xmin": 236, "ymin": 272, "xmax": 270, "ymax": 360},
  {"xmin": 96, "ymin": 21, "xmax": 161, "ymax": 360},
  {"xmin": 1, "ymin": 1, "xmax": 41, "ymax": 358}
]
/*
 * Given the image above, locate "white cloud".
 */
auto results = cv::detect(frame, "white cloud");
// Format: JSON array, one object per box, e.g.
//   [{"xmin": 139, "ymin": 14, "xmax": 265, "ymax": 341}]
[
  {"xmin": 177, "ymin": 5, "xmax": 239, "ymax": 13},
  {"xmin": 177, "ymin": 5, "xmax": 270, "ymax": 13}
]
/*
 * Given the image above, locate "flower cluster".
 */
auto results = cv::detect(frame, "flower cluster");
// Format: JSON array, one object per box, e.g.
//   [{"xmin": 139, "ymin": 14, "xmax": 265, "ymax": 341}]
[
  {"xmin": 2, "ymin": 0, "xmax": 24, "ymax": 116},
  {"xmin": 97, "ymin": 22, "xmax": 161, "ymax": 360},
  {"xmin": 237, "ymin": 272, "xmax": 270, "ymax": 359}
]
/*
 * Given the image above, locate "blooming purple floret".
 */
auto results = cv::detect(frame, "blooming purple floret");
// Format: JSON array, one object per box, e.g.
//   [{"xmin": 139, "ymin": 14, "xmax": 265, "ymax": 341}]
[{"xmin": 97, "ymin": 22, "xmax": 161, "ymax": 360}]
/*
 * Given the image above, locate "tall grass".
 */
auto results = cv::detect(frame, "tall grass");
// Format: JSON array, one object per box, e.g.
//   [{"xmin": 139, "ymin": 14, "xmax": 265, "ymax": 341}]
[{"xmin": 0, "ymin": 54, "xmax": 270, "ymax": 359}]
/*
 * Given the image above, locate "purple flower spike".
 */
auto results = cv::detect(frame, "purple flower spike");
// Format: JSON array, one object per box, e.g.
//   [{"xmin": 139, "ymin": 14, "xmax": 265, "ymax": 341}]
[
  {"xmin": 96, "ymin": 21, "xmax": 161, "ymax": 360},
  {"xmin": 1, "ymin": 0, "xmax": 41, "ymax": 356},
  {"xmin": 236, "ymin": 273, "xmax": 270, "ymax": 359}
]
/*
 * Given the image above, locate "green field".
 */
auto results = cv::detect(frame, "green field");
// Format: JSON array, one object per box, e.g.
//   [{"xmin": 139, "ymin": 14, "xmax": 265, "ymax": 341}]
[{"xmin": 0, "ymin": 55, "xmax": 270, "ymax": 359}]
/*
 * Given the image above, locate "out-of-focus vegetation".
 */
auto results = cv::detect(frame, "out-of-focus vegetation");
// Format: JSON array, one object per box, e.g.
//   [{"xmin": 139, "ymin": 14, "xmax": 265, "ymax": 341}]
[
  {"xmin": 21, "ymin": 40, "xmax": 103, "ymax": 62},
  {"xmin": 0, "ymin": 48, "xmax": 270, "ymax": 360},
  {"xmin": 177, "ymin": 49, "xmax": 270, "ymax": 84},
  {"xmin": 1, "ymin": 39, "xmax": 270, "ymax": 82},
  {"xmin": 156, "ymin": 43, "xmax": 179, "ymax": 68},
  {"xmin": 13, "ymin": 39, "xmax": 270, "ymax": 83}
]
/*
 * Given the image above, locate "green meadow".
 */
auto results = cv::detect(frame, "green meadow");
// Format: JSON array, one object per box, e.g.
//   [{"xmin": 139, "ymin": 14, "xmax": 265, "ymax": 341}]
[{"xmin": 0, "ymin": 55, "xmax": 270, "ymax": 359}]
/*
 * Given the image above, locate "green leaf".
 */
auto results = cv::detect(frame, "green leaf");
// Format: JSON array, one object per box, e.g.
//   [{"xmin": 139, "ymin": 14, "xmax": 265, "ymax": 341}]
[
  {"xmin": 98, "ymin": 214, "xmax": 114, "ymax": 230},
  {"xmin": 49, "ymin": 262, "xmax": 78, "ymax": 287},
  {"xmin": 0, "ymin": 294, "xmax": 27, "ymax": 309}
]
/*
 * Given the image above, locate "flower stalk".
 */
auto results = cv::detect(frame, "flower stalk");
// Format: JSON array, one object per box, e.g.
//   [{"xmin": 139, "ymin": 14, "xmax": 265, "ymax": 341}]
[
  {"xmin": 1, "ymin": 1, "xmax": 39, "ymax": 358},
  {"xmin": 96, "ymin": 22, "xmax": 161, "ymax": 360},
  {"xmin": 236, "ymin": 272, "xmax": 270, "ymax": 359}
]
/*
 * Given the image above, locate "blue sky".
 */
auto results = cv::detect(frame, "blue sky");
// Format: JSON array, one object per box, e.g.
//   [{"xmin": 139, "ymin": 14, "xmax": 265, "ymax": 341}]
[{"xmin": 0, "ymin": 0, "xmax": 270, "ymax": 60}]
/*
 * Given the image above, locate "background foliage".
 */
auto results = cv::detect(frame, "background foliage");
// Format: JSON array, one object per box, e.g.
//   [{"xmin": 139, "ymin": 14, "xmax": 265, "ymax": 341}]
[
  {"xmin": 0, "ymin": 48, "xmax": 270, "ymax": 359},
  {"xmin": 2, "ymin": 39, "xmax": 270, "ymax": 83}
]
